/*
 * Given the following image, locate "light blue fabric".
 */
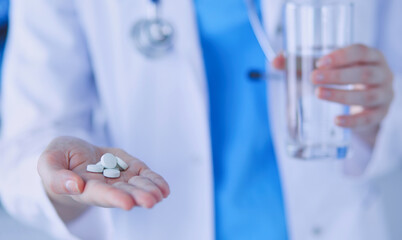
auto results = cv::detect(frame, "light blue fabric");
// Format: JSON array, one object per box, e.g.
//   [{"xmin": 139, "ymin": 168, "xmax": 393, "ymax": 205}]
[{"xmin": 194, "ymin": 0, "xmax": 288, "ymax": 239}]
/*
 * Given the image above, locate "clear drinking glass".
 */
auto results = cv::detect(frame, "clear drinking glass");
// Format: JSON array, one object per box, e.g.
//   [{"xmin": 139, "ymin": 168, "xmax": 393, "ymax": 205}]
[{"xmin": 284, "ymin": 1, "xmax": 354, "ymax": 159}]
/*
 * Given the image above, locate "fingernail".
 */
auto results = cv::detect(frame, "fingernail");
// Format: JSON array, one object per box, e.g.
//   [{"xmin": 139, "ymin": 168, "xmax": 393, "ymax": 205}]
[
  {"xmin": 316, "ymin": 57, "xmax": 332, "ymax": 68},
  {"xmin": 65, "ymin": 180, "xmax": 79, "ymax": 194}
]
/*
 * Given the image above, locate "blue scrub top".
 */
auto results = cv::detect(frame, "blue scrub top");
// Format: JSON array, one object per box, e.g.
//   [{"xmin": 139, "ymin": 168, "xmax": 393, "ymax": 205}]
[
  {"xmin": 0, "ymin": 0, "xmax": 7, "ymax": 25},
  {"xmin": 194, "ymin": 0, "xmax": 288, "ymax": 239},
  {"xmin": 0, "ymin": 0, "xmax": 8, "ymax": 89}
]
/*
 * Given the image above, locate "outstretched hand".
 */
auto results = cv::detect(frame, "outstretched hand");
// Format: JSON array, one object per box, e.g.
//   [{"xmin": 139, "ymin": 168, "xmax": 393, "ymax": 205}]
[{"xmin": 38, "ymin": 136, "xmax": 170, "ymax": 213}]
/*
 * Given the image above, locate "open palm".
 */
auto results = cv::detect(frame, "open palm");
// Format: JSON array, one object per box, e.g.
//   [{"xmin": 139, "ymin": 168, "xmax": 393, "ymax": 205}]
[{"xmin": 38, "ymin": 136, "xmax": 170, "ymax": 211}]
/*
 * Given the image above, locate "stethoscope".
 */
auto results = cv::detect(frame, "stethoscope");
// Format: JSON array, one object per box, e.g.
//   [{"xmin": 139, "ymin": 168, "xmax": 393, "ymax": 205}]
[
  {"xmin": 132, "ymin": 0, "xmax": 280, "ymax": 79},
  {"xmin": 131, "ymin": 0, "xmax": 175, "ymax": 58}
]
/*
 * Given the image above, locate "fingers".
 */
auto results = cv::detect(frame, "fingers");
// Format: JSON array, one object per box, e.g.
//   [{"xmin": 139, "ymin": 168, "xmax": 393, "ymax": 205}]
[
  {"xmin": 272, "ymin": 53, "xmax": 285, "ymax": 70},
  {"xmin": 335, "ymin": 107, "xmax": 389, "ymax": 129},
  {"xmin": 114, "ymin": 177, "xmax": 163, "ymax": 209},
  {"xmin": 312, "ymin": 65, "xmax": 391, "ymax": 86},
  {"xmin": 101, "ymin": 147, "xmax": 170, "ymax": 198},
  {"xmin": 311, "ymin": 45, "xmax": 394, "ymax": 130},
  {"xmin": 38, "ymin": 151, "xmax": 85, "ymax": 195},
  {"xmin": 112, "ymin": 175, "xmax": 166, "ymax": 209},
  {"xmin": 140, "ymin": 169, "xmax": 170, "ymax": 198},
  {"xmin": 316, "ymin": 85, "xmax": 393, "ymax": 107},
  {"xmin": 74, "ymin": 180, "xmax": 135, "ymax": 210},
  {"xmin": 96, "ymin": 148, "xmax": 169, "ymax": 209},
  {"xmin": 129, "ymin": 176, "xmax": 163, "ymax": 202},
  {"xmin": 71, "ymin": 175, "xmax": 166, "ymax": 210},
  {"xmin": 316, "ymin": 44, "xmax": 385, "ymax": 69}
]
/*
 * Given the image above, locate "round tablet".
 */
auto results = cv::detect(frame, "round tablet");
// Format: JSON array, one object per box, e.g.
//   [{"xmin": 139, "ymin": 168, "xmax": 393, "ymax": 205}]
[
  {"xmin": 87, "ymin": 164, "xmax": 104, "ymax": 173},
  {"xmin": 103, "ymin": 168, "xmax": 121, "ymax": 178},
  {"xmin": 101, "ymin": 153, "xmax": 117, "ymax": 169},
  {"xmin": 116, "ymin": 156, "xmax": 129, "ymax": 170}
]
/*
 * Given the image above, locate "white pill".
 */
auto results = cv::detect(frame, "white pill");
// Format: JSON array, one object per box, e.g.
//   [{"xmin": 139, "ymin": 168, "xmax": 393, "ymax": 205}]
[
  {"xmin": 96, "ymin": 161, "xmax": 102, "ymax": 165},
  {"xmin": 101, "ymin": 153, "xmax": 117, "ymax": 169},
  {"xmin": 87, "ymin": 164, "xmax": 104, "ymax": 173},
  {"xmin": 103, "ymin": 168, "xmax": 121, "ymax": 178},
  {"xmin": 116, "ymin": 156, "xmax": 129, "ymax": 170}
]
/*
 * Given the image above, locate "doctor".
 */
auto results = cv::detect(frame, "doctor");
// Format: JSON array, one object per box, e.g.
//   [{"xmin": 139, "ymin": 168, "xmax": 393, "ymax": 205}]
[{"xmin": 0, "ymin": 0, "xmax": 401, "ymax": 239}]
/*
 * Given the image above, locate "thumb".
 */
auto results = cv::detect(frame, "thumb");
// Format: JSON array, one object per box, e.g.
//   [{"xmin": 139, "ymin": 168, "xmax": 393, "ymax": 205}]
[{"xmin": 38, "ymin": 151, "xmax": 85, "ymax": 195}]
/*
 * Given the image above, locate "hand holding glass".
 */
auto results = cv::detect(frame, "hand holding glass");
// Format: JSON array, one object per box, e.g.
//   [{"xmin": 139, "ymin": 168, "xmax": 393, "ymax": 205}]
[{"xmin": 272, "ymin": 2, "xmax": 393, "ymax": 159}]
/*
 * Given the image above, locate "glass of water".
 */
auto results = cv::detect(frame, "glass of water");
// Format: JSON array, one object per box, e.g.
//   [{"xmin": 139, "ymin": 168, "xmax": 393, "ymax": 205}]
[{"xmin": 284, "ymin": 1, "xmax": 354, "ymax": 159}]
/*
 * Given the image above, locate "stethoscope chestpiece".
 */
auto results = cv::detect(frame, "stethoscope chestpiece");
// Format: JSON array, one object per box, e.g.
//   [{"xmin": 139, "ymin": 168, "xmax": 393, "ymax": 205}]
[{"xmin": 132, "ymin": 18, "xmax": 174, "ymax": 58}]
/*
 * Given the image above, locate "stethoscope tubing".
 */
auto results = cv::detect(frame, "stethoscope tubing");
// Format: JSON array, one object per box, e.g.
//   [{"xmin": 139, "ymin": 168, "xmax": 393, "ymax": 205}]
[{"xmin": 245, "ymin": 0, "xmax": 278, "ymax": 62}]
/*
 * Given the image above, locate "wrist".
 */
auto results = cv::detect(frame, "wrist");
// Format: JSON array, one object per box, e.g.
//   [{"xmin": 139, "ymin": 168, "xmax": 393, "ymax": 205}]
[{"xmin": 43, "ymin": 182, "xmax": 88, "ymax": 223}]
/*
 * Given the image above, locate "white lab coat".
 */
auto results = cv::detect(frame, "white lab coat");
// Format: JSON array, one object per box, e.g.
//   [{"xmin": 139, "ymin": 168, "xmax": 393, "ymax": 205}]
[{"xmin": 0, "ymin": 0, "xmax": 401, "ymax": 239}]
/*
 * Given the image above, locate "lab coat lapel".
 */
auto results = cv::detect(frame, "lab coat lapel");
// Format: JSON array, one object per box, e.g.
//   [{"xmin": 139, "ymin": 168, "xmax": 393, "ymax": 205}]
[
  {"xmin": 262, "ymin": 0, "xmax": 284, "ymax": 51},
  {"xmin": 101, "ymin": 0, "xmax": 215, "ymax": 239}
]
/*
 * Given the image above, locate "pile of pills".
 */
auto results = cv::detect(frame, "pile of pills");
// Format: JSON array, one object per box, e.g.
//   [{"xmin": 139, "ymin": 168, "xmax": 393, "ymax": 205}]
[{"xmin": 86, "ymin": 153, "xmax": 129, "ymax": 178}]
